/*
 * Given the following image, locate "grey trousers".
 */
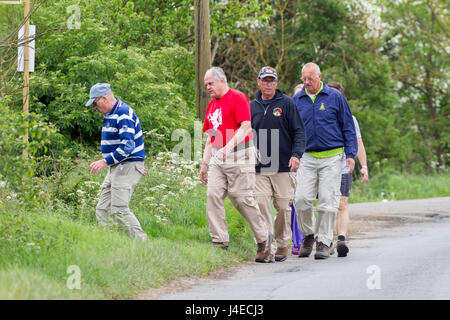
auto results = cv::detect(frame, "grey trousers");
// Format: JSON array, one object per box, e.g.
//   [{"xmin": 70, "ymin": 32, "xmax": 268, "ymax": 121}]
[
  {"xmin": 96, "ymin": 161, "xmax": 147, "ymax": 240},
  {"xmin": 294, "ymin": 153, "xmax": 343, "ymax": 246}
]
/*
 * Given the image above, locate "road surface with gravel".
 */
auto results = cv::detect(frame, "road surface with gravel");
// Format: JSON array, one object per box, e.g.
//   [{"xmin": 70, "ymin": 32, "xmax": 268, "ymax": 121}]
[{"xmin": 141, "ymin": 197, "xmax": 450, "ymax": 300}]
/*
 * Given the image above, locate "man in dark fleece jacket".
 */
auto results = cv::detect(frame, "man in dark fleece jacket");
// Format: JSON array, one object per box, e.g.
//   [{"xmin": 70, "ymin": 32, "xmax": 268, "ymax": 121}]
[{"xmin": 250, "ymin": 66, "xmax": 306, "ymax": 263}]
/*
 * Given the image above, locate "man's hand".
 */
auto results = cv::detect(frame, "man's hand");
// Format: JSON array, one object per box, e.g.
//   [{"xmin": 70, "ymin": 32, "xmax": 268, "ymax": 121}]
[
  {"xmin": 200, "ymin": 163, "xmax": 208, "ymax": 184},
  {"xmin": 215, "ymin": 148, "xmax": 227, "ymax": 162},
  {"xmin": 215, "ymin": 145, "xmax": 232, "ymax": 162},
  {"xmin": 360, "ymin": 166, "xmax": 368, "ymax": 184},
  {"xmin": 346, "ymin": 158, "xmax": 355, "ymax": 174},
  {"xmin": 90, "ymin": 159, "xmax": 107, "ymax": 174},
  {"xmin": 288, "ymin": 156, "xmax": 300, "ymax": 172}
]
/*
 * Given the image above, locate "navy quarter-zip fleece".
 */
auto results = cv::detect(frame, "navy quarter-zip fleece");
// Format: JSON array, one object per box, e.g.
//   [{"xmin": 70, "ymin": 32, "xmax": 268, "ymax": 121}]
[{"xmin": 251, "ymin": 89, "xmax": 306, "ymax": 172}]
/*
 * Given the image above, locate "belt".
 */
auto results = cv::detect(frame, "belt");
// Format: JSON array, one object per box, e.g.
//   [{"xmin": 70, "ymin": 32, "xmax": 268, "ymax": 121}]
[
  {"xmin": 306, "ymin": 147, "xmax": 344, "ymax": 159},
  {"xmin": 233, "ymin": 140, "xmax": 253, "ymax": 152}
]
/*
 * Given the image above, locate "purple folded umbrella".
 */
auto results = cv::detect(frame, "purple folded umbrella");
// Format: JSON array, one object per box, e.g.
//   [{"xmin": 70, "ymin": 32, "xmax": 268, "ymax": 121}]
[{"xmin": 291, "ymin": 204, "xmax": 304, "ymax": 248}]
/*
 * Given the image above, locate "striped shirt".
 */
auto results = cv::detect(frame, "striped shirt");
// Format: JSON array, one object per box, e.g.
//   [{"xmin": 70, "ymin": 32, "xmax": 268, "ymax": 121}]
[{"xmin": 101, "ymin": 99, "xmax": 146, "ymax": 165}]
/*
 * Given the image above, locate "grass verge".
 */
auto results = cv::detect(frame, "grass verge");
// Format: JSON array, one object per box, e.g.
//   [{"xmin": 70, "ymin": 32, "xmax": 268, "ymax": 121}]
[
  {"xmin": 350, "ymin": 169, "xmax": 450, "ymax": 203},
  {"xmin": 0, "ymin": 180, "xmax": 255, "ymax": 299}
]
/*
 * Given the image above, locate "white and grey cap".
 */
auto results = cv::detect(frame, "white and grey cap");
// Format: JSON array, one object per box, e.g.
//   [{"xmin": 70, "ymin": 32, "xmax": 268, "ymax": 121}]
[{"xmin": 85, "ymin": 83, "xmax": 111, "ymax": 106}]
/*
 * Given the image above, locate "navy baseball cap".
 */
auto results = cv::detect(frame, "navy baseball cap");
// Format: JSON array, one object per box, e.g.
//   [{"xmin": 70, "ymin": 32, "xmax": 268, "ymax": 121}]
[
  {"xmin": 85, "ymin": 83, "xmax": 111, "ymax": 106},
  {"xmin": 258, "ymin": 66, "xmax": 278, "ymax": 80}
]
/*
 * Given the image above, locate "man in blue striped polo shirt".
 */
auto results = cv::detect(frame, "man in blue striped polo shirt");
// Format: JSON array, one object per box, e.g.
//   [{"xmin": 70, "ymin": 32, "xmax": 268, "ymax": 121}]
[{"xmin": 86, "ymin": 83, "xmax": 147, "ymax": 240}]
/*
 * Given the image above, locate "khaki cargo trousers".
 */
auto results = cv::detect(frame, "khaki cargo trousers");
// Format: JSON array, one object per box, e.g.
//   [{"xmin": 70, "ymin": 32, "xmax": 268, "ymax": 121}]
[
  {"xmin": 96, "ymin": 161, "xmax": 148, "ymax": 240},
  {"xmin": 255, "ymin": 172, "xmax": 296, "ymax": 255},
  {"xmin": 206, "ymin": 146, "xmax": 269, "ymax": 244}
]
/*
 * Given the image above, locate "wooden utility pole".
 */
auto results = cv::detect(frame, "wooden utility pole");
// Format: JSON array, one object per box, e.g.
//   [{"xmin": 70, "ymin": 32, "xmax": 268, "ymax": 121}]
[{"xmin": 194, "ymin": 0, "xmax": 211, "ymax": 122}]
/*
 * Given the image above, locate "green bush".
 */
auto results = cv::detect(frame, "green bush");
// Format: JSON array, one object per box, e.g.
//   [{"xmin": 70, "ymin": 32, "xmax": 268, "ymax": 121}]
[
  {"xmin": 1, "ymin": 1, "xmax": 196, "ymax": 158},
  {"xmin": 29, "ymin": 43, "xmax": 196, "ymax": 156}
]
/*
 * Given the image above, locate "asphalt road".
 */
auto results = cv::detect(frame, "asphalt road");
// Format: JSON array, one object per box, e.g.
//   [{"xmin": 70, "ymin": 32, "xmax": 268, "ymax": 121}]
[{"xmin": 155, "ymin": 197, "xmax": 450, "ymax": 300}]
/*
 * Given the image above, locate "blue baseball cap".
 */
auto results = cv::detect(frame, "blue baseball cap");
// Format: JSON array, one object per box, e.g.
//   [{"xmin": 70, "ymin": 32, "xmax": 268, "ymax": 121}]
[
  {"xmin": 258, "ymin": 66, "xmax": 278, "ymax": 80},
  {"xmin": 85, "ymin": 83, "xmax": 111, "ymax": 106}
]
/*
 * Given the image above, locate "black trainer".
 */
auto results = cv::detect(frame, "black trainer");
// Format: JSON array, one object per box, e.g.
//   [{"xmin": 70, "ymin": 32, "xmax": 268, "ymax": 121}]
[{"xmin": 336, "ymin": 240, "xmax": 349, "ymax": 257}]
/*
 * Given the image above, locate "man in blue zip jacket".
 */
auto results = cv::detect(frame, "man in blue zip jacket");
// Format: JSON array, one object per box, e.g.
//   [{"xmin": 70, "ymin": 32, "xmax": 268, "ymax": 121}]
[
  {"xmin": 292, "ymin": 63, "xmax": 357, "ymax": 259},
  {"xmin": 251, "ymin": 66, "xmax": 306, "ymax": 262}
]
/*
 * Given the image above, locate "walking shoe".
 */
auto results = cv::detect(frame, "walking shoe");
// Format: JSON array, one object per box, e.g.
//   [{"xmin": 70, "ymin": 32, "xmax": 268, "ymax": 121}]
[
  {"xmin": 336, "ymin": 240, "xmax": 349, "ymax": 257},
  {"xmin": 299, "ymin": 234, "xmax": 315, "ymax": 257},
  {"xmin": 255, "ymin": 233, "xmax": 274, "ymax": 263},
  {"xmin": 275, "ymin": 247, "xmax": 289, "ymax": 262},
  {"xmin": 291, "ymin": 245, "xmax": 300, "ymax": 255},
  {"xmin": 212, "ymin": 242, "xmax": 229, "ymax": 250},
  {"xmin": 314, "ymin": 241, "xmax": 330, "ymax": 260}
]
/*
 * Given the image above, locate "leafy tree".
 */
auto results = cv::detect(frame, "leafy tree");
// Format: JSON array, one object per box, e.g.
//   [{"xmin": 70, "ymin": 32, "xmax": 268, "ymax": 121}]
[
  {"xmin": 2, "ymin": 0, "xmax": 198, "ymax": 158},
  {"xmin": 213, "ymin": 0, "xmax": 410, "ymax": 172},
  {"xmin": 321, "ymin": 0, "xmax": 412, "ymax": 171},
  {"xmin": 2, "ymin": 0, "xmax": 446, "ymax": 174},
  {"xmin": 381, "ymin": 0, "xmax": 449, "ymax": 172},
  {"xmin": 2, "ymin": 0, "xmax": 278, "ymax": 160}
]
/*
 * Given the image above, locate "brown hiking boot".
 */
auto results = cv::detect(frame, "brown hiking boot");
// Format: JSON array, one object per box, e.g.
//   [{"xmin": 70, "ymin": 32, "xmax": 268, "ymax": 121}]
[
  {"xmin": 255, "ymin": 233, "xmax": 274, "ymax": 263},
  {"xmin": 299, "ymin": 234, "xmax": 315, "ymax": 257},
  {"xmin": 314, "ymin": 241, "xmax": 330, "ymax": 260},
  {"xmin": 275, "ymin": 246, "xmax": 289, "ymax": 262}
]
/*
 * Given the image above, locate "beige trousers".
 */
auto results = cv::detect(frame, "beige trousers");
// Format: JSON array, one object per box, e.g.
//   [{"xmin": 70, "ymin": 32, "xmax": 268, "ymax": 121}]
[
  {"xmin": 206, "ymin": 146, "xmax": 269, "ymax": 244},
  {"xmin": 255, "ymin": 172, "xmax": 296, "ymax": 254},
  {"xmin": 96, "ymin": 161, "xmax": 147, "ymax": 240},
  {"xmin": 294, "ymin": 153, "xmax": 343, "ymax": 246}
]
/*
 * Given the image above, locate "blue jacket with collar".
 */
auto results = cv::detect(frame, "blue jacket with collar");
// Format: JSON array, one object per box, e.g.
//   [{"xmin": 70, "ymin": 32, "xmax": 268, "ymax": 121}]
[
  {"xmin": 251, "ymin": 89, "xmax": 306, "ymax": 172},
  {"xmin": 292, "ymin": 82, "xmax": 357, "ymax": 159}
]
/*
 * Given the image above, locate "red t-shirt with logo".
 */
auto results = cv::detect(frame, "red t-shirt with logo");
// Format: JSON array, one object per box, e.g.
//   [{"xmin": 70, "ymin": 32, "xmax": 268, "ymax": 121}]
[{"xmin": 202, "ymin": 89, "xmax": 253, "ymax": 148}]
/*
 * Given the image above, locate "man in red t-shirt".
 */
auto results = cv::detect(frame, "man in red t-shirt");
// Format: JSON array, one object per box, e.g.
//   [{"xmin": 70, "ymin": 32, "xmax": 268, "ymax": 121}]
[{"xmin": 200, "ymin": 67, "xmax": 273, "ymax": 263}]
